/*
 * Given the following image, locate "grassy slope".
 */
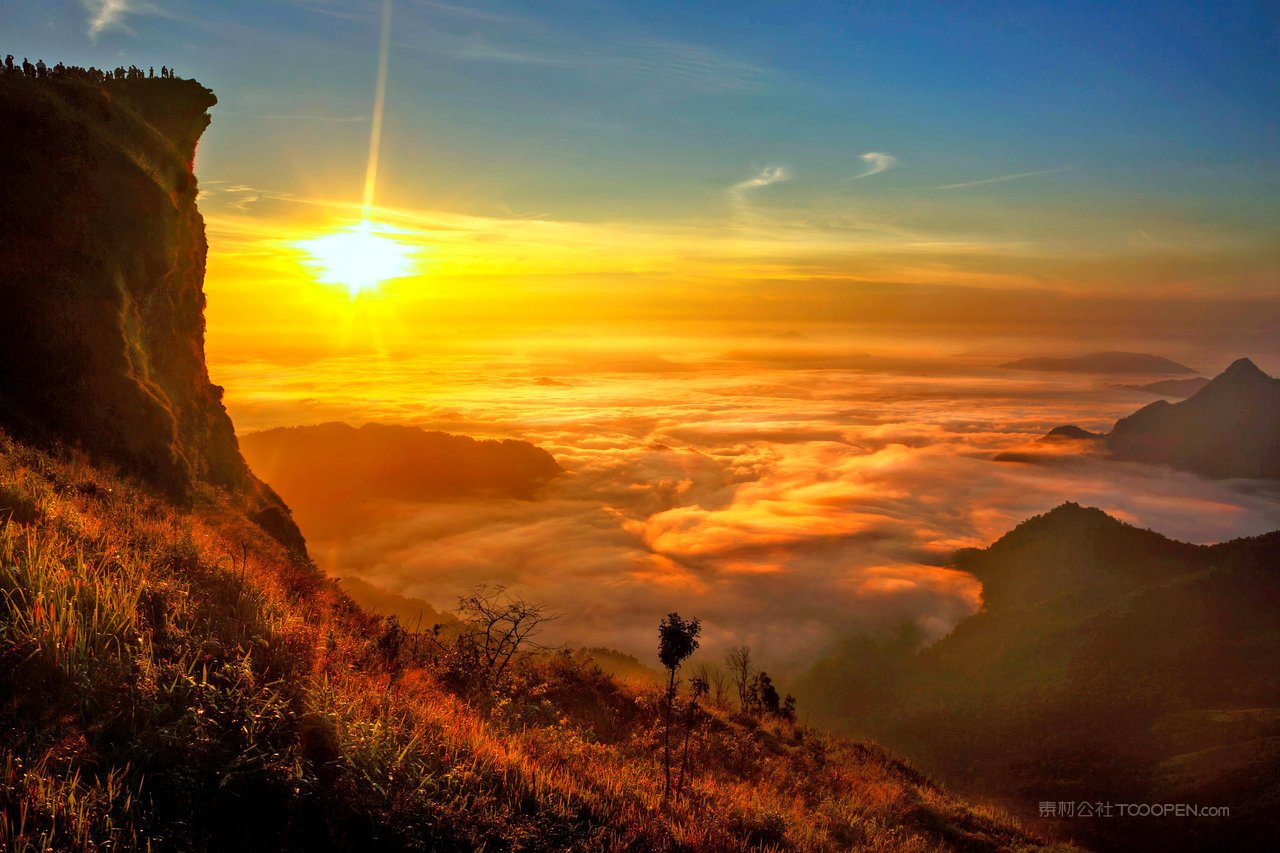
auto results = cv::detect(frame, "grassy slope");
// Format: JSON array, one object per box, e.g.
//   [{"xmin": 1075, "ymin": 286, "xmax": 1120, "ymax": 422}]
[{"xmin": 0, "ymin": 431, "xmax": 1066, "ymax": 852}]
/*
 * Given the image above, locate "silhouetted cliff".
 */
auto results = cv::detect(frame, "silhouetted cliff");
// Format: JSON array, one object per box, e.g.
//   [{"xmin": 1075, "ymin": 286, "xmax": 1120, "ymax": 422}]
[{"xmin": 0, "ymin": 72, "xmax": 303, "ymax": 551}]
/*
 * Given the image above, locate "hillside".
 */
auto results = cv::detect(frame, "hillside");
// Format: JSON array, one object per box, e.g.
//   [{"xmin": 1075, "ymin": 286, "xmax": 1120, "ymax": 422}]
[
  {"xmin": 0, "ymin": 432, "xmax": 1060, "ymax": 851},
  {"xmin": 835, "ymin": 504, "xmax": 1280, "ymax": 852},
  {"xmin": 999, "ymin": 352, "xmax": 1196, "ymax": 374},
  {"xmin": 0, "ymin": 70, "xmax": 302, "ymax": 552}
]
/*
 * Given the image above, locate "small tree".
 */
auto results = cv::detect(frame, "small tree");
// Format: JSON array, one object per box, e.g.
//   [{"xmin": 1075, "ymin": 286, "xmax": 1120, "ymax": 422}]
[
  {"xmin": 724, "ymin": 645, "xmax": 753, "ymax": 711},
  {"xmin": 676, "ymin": 674, "xmax": 708, "ymax": 797},
  {"xmin": 693, "ymin": 662, "xmax": 729, "ymax": 709},
  {"xmin": 658, "ymin": 612, "xmax": 700, "ymax": 802},
  {"xmin": 752, "ymin": 671, "xmax": 780, "ymax": 715},
  {"xmin": 781, "ymin": 693, "xmax": 797, "ymax": 723}
]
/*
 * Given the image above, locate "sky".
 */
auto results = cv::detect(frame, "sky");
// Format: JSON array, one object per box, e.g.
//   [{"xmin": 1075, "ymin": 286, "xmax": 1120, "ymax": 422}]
[
  {"xmin": 4, "ymin": 0, "xmax": 1279, "ymax": 354},
  {"xmin": 5, "ymin": 1, "xmax": 1280, "ymax": 685}
]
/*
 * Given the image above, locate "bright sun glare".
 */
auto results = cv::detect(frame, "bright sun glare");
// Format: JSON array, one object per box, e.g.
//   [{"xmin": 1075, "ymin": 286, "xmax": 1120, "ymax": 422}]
[{"xmin": 296, "ymin": 220, "xmax": 415, "ymax": 297}]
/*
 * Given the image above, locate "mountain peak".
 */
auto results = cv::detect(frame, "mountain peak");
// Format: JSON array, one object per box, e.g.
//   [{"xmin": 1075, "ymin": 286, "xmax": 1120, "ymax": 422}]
[
  {"xmin": 1016, "ymin": 501, "xmax": 1126, "ymax": 537},
  {"xmin": 1105, "ymin": 355, "xmax": 1280, "ymax": 479},
  {"xmin": 1218, "ymin": 357, "xmax": 1268, "ymax": 382},
  {"xmin": 1180, "ymin": 355, "xmax": 1276, "ymax": 403}
]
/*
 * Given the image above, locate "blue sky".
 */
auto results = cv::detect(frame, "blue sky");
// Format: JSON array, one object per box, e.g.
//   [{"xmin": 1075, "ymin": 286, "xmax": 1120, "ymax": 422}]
[{"xmin": 4, "ymin": 0, "xmax": 1279, "ymax": 302}]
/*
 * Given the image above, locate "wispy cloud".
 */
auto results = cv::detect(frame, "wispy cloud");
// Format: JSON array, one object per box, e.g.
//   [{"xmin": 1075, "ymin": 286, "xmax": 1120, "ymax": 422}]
[
  {"xmin": 83, "ymin": 0, "xmax": 149, "ymax": 38},
  {"xmin": 936, "ymin": 166, "xmax": 1069, "ymax": 190},
  {"xmin": 731, "ymin": 166, "xmax": 791, "ymax": 194},
  {"xmin": 393, "ymin": 6, "xmax": 767, "ymax": 97},
  {"xmin": 850, "ymin": 152, "xmax": 898, "ymax": 180}
]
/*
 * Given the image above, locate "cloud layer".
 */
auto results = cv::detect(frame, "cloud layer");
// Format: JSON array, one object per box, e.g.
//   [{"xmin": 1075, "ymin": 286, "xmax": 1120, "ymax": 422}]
[{"xmin": 219, "ymin": 337, "xmax": 1280, "ymax": 678}]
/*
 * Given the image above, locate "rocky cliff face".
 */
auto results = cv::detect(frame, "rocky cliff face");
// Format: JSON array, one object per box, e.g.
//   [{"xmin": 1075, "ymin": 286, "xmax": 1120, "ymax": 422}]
[{"xmin": 0, "ymin": 73, "xmax": 304, "ymax": 551}]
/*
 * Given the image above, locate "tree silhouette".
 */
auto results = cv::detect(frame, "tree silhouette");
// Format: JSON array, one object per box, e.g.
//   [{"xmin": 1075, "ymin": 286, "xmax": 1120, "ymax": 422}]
[
  {"xmin": 676, "ymin": 674, "xmax": 708, "ymax": 797},
  {"xmin": 724, "ymin": 645, "xmax": 753, "ymax": 711},
  {"xmin": 752, "ymin": 671, "xmax": 780, "ymax": 715},
  {"xmin": 658, "ymin": 612, "xmax": 700, "ymax": 802}
]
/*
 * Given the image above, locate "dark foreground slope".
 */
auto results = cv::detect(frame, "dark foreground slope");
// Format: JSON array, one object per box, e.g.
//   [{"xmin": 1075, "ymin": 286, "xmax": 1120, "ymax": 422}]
[
  {"xmin": 0, "ymin": 71, "xmax": 301, "ymax": 550},
  {"xmin": 0, "ymin": 432, "xmax": 1063, "ymax": 851},
  {"xmin": 840, "ymin": 504, "xmax": 1280, "ymax": 852}
]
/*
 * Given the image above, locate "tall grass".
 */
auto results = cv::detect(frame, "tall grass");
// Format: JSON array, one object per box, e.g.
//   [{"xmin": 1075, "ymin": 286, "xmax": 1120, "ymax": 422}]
[{"xmin": 0, "ymin": 431, "xmax": 1071, "ymax": 851}]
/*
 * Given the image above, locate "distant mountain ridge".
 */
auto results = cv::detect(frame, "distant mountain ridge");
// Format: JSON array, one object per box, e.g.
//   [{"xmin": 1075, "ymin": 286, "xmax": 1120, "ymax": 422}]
[
  {"xmin": 1118, "ymin": 376, "xmax": 1211, "ymax": 398},
  {"xmin": 1032, "ymin": 358, "xmax": 1280, "ymax": 479},
  {"xmin": 240, "ymin": 422, "xmax": 563, "ymax": 539},
  {"xmin": 242, "ymin": 422, "xmax": 562, "ymax": 502},
  {"xmin": 1000, "ymin": 351, "xmax": 1197, "ymax": 374},
  {"xmin": 1107, "ymin": 358, "xmax": 1280, "ymax": 479}
]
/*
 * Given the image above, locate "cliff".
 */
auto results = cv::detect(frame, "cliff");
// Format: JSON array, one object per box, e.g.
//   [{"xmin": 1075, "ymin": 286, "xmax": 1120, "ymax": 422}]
[{"xmin": 0, "ymin": 72, "xmax": 303, "ymax": 550}]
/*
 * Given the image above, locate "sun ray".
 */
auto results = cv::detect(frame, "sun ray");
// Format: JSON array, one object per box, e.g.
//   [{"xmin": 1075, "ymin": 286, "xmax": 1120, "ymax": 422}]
[{"xmin": 363, "ymin": 0, "xmax": 394, "ymax": 217}]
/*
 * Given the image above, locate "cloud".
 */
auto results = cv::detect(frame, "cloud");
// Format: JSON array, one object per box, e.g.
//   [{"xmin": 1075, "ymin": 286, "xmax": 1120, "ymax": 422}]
[
  {"xmin": 850, "ymin": 151, "xmax": 898, "ymax": 180},
  {"xmin": 731, "ymin": 166, "xmax": 790, "ymax": 195},
  {"xmin": 393, "ymin": 6, "xmax": 767, "ymax": 97},
  {"xmin": 224, "ymin": 344, "xmax": 1280, "ymax": 680},
  {"xmin": 83, "ymin": 0, "xmax": 150, "ymax": 38},
  {"xmin": 936, "ymin": 166, "xmax": 1070, "ymax": 190}
]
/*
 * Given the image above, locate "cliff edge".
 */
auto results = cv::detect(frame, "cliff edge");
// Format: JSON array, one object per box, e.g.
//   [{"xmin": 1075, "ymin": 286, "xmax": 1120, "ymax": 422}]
[{"xmin": 0, "ymin": 71, "xmax": 303, "ymax": 551}]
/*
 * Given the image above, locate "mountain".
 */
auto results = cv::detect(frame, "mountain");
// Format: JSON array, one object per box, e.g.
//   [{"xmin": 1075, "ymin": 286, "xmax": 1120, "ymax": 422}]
[
  {"xmin": 1106, "ymin": 358, "xmax": 1280, "ymax": 479},
  {"xmin": 1040, "ymin": 424, "xmax": 1105, "ymax": 442},
  {"xmin": 0, "ymin": 70, "xmax": 302, "ymax": 550},
  {"xmin": 838, "ymin": 504, "xmax": 1280, "ymax": 851},
  {"xmin": 1000, "ymin": 351, "xmax": 1197, "ymax": 374},
  {"xmin": 239, "ymin": 422, "xmax": 563, "ymax": 538},
  {"xmin": 1119, "ymin": 376, "xmax": 1211, "ymax": 398},
  {"xmin": 1024, "ymin": 359, "xmax": 1280, "ymax": 480}
]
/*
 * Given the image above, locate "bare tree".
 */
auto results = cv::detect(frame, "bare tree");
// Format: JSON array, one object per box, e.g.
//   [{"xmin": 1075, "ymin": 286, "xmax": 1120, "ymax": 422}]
[
  {"xmin": 724, "ymin": 645, "xmax": 754, "ymax": 711},
  {"xmin": 454, "ymin": 584, "xmax": 557, "ymax": 689},
  {"xmin": 693, "ymin": 662, "xmax": 729, "ymax": 710}
]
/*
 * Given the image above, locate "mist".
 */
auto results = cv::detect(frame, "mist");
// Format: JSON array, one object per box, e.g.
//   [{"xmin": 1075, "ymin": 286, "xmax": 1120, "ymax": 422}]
[{"xmin": 220, "ymin": 331, "xmax": 1280, "ymax": 679}]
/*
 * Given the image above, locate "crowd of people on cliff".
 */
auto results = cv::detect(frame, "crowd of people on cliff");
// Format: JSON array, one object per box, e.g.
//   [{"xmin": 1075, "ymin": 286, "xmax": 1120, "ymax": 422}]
[{"xmin": 3, "ymin": 56, "xmax": 182, "ymax": 82}]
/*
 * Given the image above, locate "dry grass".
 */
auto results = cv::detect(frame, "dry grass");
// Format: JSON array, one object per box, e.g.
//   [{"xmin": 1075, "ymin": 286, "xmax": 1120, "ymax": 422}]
[{"xmin": 0, "ymin": 430, "xmax": 1075, "ymax": 851}]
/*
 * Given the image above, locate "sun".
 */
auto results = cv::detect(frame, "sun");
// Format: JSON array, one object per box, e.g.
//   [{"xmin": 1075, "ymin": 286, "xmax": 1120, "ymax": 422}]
[{"xmin": 296, "ymin": 220, "xmax": 415, "ymax": 297}]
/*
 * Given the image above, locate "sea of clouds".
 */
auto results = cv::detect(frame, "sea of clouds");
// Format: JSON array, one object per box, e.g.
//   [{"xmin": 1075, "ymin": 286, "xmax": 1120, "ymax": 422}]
[{"xmin": 217, "ymin": 334, "xmax": 1280, "ymax": 677}]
